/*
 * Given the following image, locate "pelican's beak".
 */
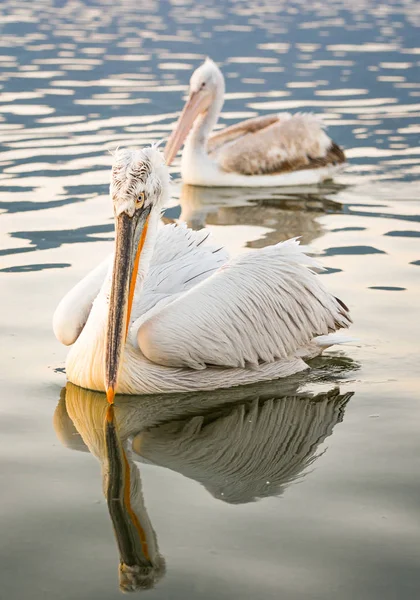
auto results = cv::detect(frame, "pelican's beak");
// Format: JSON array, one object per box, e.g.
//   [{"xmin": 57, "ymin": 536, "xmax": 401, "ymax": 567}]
[
  {"xmin": 105, "ymin": 206, "xmax": 151, "ymax": 403},
  {"xmin": 164, "ymin": 89, "xmax": 210, "ymax": 165}
]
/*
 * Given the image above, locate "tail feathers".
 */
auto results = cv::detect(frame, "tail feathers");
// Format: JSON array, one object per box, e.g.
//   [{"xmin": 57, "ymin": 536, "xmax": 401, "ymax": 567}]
[{"xmin": 327, "ymin": 141, "xmax": 346, "ymax": 165}]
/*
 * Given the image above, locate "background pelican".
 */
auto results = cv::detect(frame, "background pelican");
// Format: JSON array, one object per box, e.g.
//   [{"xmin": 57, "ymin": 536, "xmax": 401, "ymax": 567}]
[
  {"xmin": 164, "ymin": 58, "xmax": 346, "ymax": 187},
  {"xmin": 54, "ymin": 380, "xmax": 353, "ymax": 586},
  {"xmin": 53, "ymin": 147, "xmax": 352, "ymax": 398}
]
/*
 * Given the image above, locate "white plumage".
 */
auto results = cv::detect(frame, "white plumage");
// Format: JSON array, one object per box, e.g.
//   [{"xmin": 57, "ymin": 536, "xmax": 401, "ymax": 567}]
[
  {"xmin": 136, "ymin": 237, "xmax": 349, "ymax": 370},
  {"xmin": 53, "ymin": 147, "xmax": 351, "ymax": 396}
]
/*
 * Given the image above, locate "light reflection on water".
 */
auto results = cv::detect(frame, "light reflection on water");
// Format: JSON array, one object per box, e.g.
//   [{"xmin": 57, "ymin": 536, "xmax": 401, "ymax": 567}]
[
  {"xmin": 0, "ymin": 0, "xmax": 419, "ymax": 190},
  {"xmin": 1, "ymin": 1, "xmax": 420, "ymax": 599}
]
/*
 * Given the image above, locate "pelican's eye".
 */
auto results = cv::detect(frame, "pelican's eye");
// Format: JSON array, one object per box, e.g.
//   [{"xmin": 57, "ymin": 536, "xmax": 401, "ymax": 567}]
[{"xmin": 135, "ymin": 193, "xmax": 145, "ymax": 209}]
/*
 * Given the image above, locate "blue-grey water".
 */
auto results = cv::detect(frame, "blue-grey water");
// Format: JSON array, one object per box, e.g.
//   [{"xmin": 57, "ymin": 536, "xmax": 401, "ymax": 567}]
[{"xmin": 1, "ymin": 0, "xmax": 420, "ymax": 598}]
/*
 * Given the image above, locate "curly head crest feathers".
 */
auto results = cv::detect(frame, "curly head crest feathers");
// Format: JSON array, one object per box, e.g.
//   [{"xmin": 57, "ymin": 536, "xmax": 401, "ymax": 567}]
[{"xmin": 110, "ymin": 146, "xmax": 170, "ymax": 217}]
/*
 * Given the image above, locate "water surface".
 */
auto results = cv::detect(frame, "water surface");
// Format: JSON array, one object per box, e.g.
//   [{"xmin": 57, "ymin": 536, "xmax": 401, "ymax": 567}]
[{"xmin": 1, "ymin": 1, "xmax": 420, "ymax": 598}]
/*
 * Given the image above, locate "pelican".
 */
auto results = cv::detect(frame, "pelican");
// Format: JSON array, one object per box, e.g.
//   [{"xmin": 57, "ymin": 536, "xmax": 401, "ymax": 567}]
[
  {"xmin": 53, "ymin": 146, "xmax": 352, "ymax": 400},
  {"xmin": 54, "ymin": 380, "xmax": 352, "ymax": 589},
  {"xmin": 164, "ymin": 58, "xmax": 346, "ymax": 187}
]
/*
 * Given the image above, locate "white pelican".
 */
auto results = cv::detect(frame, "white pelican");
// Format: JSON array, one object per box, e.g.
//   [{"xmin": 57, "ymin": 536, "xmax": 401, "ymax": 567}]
[
  {"xmin": 53, "ymin": 146, "xmax": 352, "ymax": 401},
  {"xmin": 164, "ymin": 58, "xmax": 346, "ymax": 187}
]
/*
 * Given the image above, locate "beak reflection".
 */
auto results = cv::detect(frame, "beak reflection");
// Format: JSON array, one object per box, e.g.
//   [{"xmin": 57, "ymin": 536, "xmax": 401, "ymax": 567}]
[
  {"xmin": 54, "ymin": 385, "xmax": 166, "ymax": 592},
  {"xmin": 105, "ymin": 405, "xmax": 163, "ymax": 592}
]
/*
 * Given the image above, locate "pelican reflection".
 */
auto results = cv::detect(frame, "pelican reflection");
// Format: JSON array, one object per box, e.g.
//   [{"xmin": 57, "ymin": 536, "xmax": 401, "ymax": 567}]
[
  {"xmin": 177, "ymin": 182, "xmax": 345, "ymax": 248},
  {"xmin": 54, "ymin": 379, "xmax": 353, "ymax": 591}
]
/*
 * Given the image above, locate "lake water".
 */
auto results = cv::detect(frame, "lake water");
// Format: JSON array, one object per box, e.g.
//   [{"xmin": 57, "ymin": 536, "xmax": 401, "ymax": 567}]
[{"xmin": 1, "ymin": 0, "xmax": 420, "ymax": 598}]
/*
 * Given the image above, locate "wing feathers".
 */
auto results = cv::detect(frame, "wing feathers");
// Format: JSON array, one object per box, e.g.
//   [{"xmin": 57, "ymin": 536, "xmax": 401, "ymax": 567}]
[
  {"xmin": 208, "ymin": 114, "xmax": 281, "ymax": 153},
  {"xmin": 53, "ymin": 256, "xmax": 112, "ymax": 346},
  {"xmin": 136, "ymin": 239, "xmax": 351, "ymax": 370},
  {"xmin": 131, "ymin": 223, "xmax": 229, "ymax": 319},
  {"xmin": 214, "ymin": 113, "xmax": 346, "ymax": 176}
]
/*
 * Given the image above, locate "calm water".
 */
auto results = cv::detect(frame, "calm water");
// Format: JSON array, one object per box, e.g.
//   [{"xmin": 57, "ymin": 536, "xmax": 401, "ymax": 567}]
[{"xmin": 1, "ymin": 0, "xmax": 420, "ymax": 598}]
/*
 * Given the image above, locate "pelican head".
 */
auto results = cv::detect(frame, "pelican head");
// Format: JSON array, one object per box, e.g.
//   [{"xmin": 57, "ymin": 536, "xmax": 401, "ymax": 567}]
[
  {"xmin": 106, "ymin": 147, "xmax": 169, "ymax": 403},
  {"xmin": 164, "ymin": 57, "xmax": 225, "ymax": 164}
]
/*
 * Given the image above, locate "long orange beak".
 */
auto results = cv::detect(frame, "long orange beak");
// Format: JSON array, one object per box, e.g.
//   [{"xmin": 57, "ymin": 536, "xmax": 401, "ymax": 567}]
[
  {"xmin": 105, "ymin": 208, "xmax": 150, "ymax": 403},
  {"xmin": 164, "ymin": 89, "xmax": 210, "ymax": 165}
]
